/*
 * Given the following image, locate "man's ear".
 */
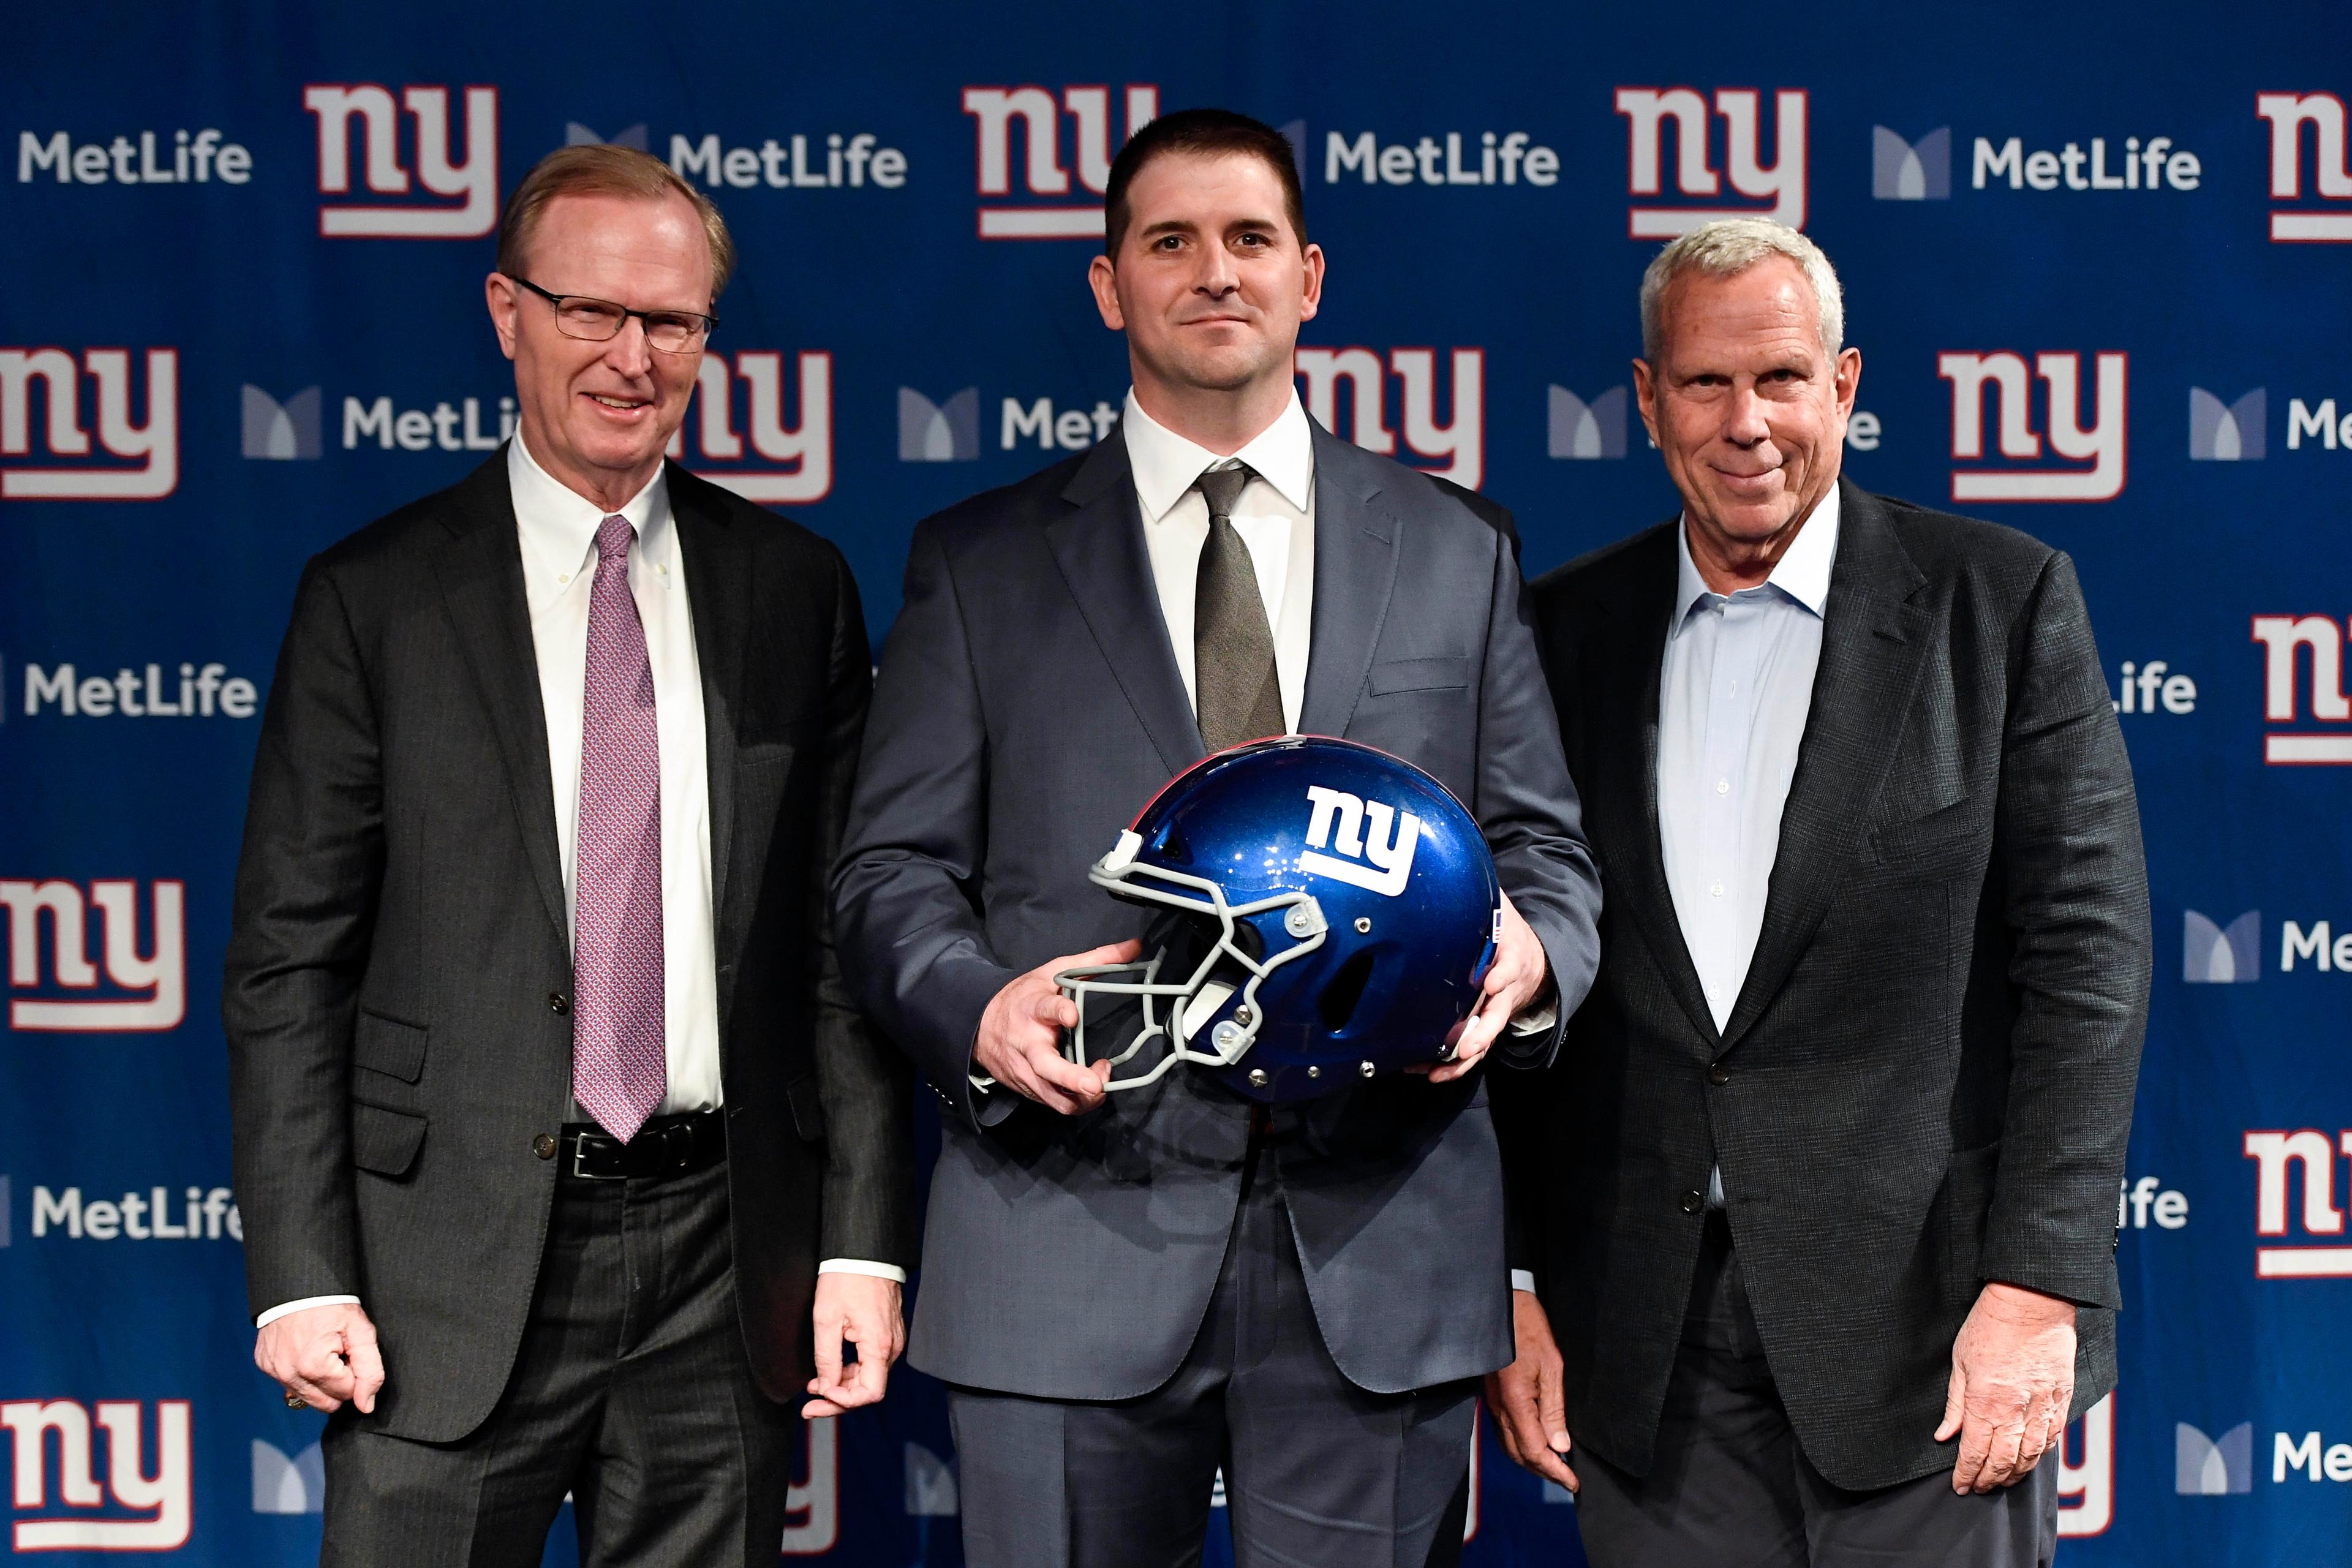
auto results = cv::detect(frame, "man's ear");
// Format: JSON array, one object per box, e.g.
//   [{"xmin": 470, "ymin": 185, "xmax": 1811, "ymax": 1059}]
[
  {"xmin": 485, "ymin": 273, "xmax": 521, "ymax": 362},
  {"xmin": 1087, "ymin": 254, "xmax": 1125, "ymax": 332},
  {"xmin": 1632, "ymin": 357, "xmax": 1662, "ymax": 449}
]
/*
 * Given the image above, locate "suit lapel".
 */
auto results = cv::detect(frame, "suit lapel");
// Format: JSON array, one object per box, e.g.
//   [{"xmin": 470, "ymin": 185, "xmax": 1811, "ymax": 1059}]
[
  {"xmin": 1586, "ymin": 525, "xmax": 1725, "ymax": 1050},
  {"xmin": 670, "ymin": 465, "xmax": 752, "ymax": 963},
  {"xmin": 1044, "ymin": 431, "xmax": 1205, "ymax": 775},
  {"xmin": 428, "ymin": 453, "xmax": 567, "ymax": 947},
  {"xmin": 1719, "ymin": 481, "xmax": 1934, "ymax": 1050},
  {"xmin": 1297, "ymin": 426, "xmax": 1401, "ymax": 739}
]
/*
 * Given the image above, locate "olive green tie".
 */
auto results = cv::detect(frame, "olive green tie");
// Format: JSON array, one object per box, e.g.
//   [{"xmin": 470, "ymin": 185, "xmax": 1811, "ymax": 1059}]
[{"xmin": 1192, "ymin": 463, "xmax": 1285, "ymax": 752}]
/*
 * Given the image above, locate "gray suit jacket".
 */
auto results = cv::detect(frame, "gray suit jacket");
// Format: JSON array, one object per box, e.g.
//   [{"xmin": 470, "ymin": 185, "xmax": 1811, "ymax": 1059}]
[
  {"xmin": 1505, "ymin": 480, "xmax": 2151, "ymax": 1491},
  {"xmin": 832, "ymin": 423, "xmax": 1602, "ymax": 1400},
  {"xmin": 224, "ymin": 453, "xmax": 915, "ymax": 1442}
]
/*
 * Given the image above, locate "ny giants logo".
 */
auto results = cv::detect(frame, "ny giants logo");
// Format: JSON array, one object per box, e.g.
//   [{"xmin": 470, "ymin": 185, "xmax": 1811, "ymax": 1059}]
[
  {"xmin": 666, "ymin": 351, "xmax": 831, "ymax": 505},
  {"xmin": 780, "ymin": 1417, "xmax": 838, "ymax": 1554},
  {"xmin": 2250, "ymin": 615, "xmax": 2352, "ymax": 764},
  {"xmin": 305, "ymin": 83, "xmax": 497, "ymax": 238},
  {"xmin": 1300, "ymin": 786, "xmax": 1421, "ymax": 898},
  {"xmin": 2057, "ymin": 1394, "xmax": 2117, "ymax": 1536},
  {"xmin": 963, "ymin": 85, "xmax": 1158, "ymax": 239},
  {"xmin": 0, "ymin": 349, "xmax": 176, "ymax": 501},
  {"xmin": 2244, "ymin": 1129, "xmax": 2352, "ymax": 1278},
  {"xmin": 1, "ymin": 880, "xmax": 185, "ymax": 1032},
  {"xmin": 1614, "ymin": 88, "xmax": 1807, "ymax": 236},
  {"xmin": 1294, "ymin": 347, "xmax": 1483, "ymax": 490},
  {"xmin": 1937, "ymin": 352, "xmax": 2127, "ymax": 502},
  {"xmin": 2255, "ymin": 91, "xmax": 2352, "ymax": 243},
  {"xmin": 2, "ymin": 1400, "xmax": 191, "ymax": 1550}
]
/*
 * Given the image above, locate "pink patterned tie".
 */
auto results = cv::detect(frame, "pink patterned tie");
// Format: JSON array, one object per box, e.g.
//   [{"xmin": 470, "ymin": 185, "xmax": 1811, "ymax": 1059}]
[{"xmin": 572, "ymin": 515, "xmax": 666, "ymax": 1142}]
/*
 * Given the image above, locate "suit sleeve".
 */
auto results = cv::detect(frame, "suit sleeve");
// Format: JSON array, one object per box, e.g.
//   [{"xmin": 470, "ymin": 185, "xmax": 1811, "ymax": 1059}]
[
  {"xmin": 809, "ymin": 552, "xmax": 919, "ymax": 1268},
  {"xmin": 1474, "ymin": 507, "xmax": 1604, "ymax": 1069},
  {"xmin": 1980, "ymin": 551, "xmax": 2151, "ymax": 1308},
  {"xmin": 830, "ymin": 522, "xmax": 1016, "ymax": 1132},
  {"xmin": 221, "ymin": 559, "xmax": 380, "ymax": 1320}
]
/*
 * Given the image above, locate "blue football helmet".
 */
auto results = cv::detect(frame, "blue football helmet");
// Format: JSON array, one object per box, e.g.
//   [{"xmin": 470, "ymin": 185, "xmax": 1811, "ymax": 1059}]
[{"xmin": 1055, "ymin": 736, "xmax": 1502, "ymax": 1104}]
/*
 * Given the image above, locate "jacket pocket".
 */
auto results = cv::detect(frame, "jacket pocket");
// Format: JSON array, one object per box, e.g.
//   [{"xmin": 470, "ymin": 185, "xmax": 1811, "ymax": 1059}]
[
  {"xmin": 350, "ymin": 1101, "xmax": 426, "ymax": 1178},
  {"xmin": 1368, "ymin": 656, "xmax": 1469, "ymax": 695},
  {"xmin": 785, "ymin": 1072, "xmax": 827, "ymax": 1142},
  {"xmin": 353, "ymin": 1010, "xmax": 426, "ymax": 1084}
]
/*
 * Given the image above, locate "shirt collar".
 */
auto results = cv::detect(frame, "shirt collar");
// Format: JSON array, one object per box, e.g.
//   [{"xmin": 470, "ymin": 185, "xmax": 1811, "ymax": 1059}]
[
  {"xmin": 1672, "ymin": 483, "xmax": 1841, "ymax": 625},
  {"xmin": 507, "ymin": 428, "xmax": 671, "ymax": 571},
  {"xmin": 1121, "ymin": 388, "xmax": 1315, "ymax": 522}
]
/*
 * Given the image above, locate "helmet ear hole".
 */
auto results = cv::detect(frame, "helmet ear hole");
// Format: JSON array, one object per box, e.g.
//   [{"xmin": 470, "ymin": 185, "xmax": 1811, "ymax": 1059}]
[{"xmin": 1318, "ymin": 950, "xmax": 1377, "ymax": 1035}]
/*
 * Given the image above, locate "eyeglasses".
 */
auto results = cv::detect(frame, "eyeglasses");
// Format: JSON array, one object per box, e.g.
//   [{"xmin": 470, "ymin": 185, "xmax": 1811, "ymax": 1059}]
[{"xmin": 509, "ymin": 277, "xmax": 718, "ymax": 354}]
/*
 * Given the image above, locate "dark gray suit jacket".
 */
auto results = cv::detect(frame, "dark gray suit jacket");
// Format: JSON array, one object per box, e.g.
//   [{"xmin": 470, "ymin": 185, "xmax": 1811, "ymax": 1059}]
[
  {"xmin": 1505, "ymin": 480, "xmax": 2150, "ymax": 1491},
  {"xmin": 832, "ymin": 423, "xmax": 1602, "ymax": 1400},
  {"xmin": 224, "ymin": 451, "xmax": 914, "ymax": 1442}
]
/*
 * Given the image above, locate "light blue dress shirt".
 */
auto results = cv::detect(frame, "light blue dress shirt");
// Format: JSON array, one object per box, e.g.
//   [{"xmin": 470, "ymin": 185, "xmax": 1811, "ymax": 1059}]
[{"xmin": 1658, "ymin": 488, "xmax": 1840, "ymax": 1210}]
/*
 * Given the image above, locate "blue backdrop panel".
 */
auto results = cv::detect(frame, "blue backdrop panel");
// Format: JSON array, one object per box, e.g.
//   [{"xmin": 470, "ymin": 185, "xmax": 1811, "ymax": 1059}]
[{"xmin": 2, "ymin": 1, "xmax": 2348, "ymax": 1562}]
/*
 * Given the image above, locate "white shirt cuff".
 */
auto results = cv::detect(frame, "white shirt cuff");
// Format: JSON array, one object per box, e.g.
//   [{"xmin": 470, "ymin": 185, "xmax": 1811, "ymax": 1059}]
[
  {"xmin": 818, "ymin": 1258, "xmax": 908, "ymax": 1284},
  {"xmin": 1507, "ymin": 998, "xmax": 1559, "ymax": 1036},
  {"xmin": 255, "ymin": 1294, "xmax": 361, "ymax": 1329},
  {"xmin": 1510, "ymin": 1268, "xmax": 1538, "ymax": 1294}
]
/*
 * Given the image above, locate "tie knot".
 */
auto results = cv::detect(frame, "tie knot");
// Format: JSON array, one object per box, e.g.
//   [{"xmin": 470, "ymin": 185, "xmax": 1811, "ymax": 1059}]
[
  {"xmin": 595, "ymin": 515, "xmax": 634, "ymax": 562},
  {"xmin": 1195, "ymin": 463, "xmax": 1255, "ymax": 523}
]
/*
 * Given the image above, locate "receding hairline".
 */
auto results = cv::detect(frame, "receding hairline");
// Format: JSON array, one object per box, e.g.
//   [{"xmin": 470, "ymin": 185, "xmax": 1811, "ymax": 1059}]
[
  {"xmin": 511, "ymin": 188, "xmax": 715, "ymax": 287},
  {"xmin": 1646, "ymin": 254, "xmax": 1825, "ymax": 356}
]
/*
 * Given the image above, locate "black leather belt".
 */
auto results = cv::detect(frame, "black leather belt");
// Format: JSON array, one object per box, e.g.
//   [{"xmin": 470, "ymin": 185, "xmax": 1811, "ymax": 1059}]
[{"xmin": 559, "ymin": 1110, "xmax": 726, "ymax": 1182}]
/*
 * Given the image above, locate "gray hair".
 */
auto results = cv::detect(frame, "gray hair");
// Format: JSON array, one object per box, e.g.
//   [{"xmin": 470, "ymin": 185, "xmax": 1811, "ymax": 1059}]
[{"xmin": 1638, "ymin": 218, "xmax": 1844, "ymax": 363}]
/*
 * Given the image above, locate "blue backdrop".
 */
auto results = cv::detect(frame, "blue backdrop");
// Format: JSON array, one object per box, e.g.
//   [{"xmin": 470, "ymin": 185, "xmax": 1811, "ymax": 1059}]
[{"xmin": 4, "ymin": 1, "xmax": 2350, "ymax": 1561}]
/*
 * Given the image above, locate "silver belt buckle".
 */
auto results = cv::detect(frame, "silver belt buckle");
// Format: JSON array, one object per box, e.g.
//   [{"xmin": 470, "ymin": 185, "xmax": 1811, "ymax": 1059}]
[{"xmin": 569, "ymin": 1133, "xmax": 617, "ymax": 1180}]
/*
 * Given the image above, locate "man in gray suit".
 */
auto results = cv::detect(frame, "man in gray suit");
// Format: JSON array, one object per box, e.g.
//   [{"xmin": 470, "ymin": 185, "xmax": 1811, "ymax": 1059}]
[
  {"xmin": 1488, "ymin": 220, "xmax": 2150, "ymax": 1566},
  {"xmin": 834, "ymin": 109, "xmax": 1601, "ymax": 1567},
  {"xmin": 225, "ymin": 145, "xmax": 912, "ymax": 1564}
]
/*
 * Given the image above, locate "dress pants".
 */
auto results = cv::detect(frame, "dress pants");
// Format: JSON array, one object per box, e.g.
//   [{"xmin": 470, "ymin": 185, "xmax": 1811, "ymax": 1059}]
[
  {"xmin": 951, "ymin": 1130, "xmax": 1479, "ymax": 1568},
  {"xmin": 318, "ymin": 1155, "xmax": 798, "ymax": 1567},
  {"xmin": 1572, "ymin": 1213, "xmax": 2059, "ymax": 1568}
]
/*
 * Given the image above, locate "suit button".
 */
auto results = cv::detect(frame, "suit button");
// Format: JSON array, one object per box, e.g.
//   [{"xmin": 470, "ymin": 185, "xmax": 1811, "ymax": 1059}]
[
  {"xmin": 533, "ymin": 1133, "xmax": 557, "ymax": 1160},
  {"xmin": 1708, "ymin": 1061, "xmax": 1730, "ymax": 1086},
  {"xmin": 1680, "ymin": 1189, "xmax": 1705, "ymax": 1215},
  {"xmin": 548, "ymin": 991, "xmax": 571, "ymax": 1016}
]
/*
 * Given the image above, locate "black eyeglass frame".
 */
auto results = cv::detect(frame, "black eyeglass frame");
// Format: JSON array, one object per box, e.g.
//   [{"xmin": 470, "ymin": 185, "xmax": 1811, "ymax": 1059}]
[{"xmin": 508, "ymin": 276, "xmax": 719, "ymax": 353}]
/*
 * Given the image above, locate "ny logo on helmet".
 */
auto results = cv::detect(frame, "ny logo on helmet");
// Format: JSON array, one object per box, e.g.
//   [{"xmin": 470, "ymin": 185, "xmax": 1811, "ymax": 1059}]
[{"xmin": 1299, "ymin": 786, "xmax": 1420, "ymax": 897}]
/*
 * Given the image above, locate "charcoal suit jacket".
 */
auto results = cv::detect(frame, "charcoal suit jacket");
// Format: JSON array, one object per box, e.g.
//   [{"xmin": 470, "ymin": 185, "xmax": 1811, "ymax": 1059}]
[
  {"xmin": 1503, "ymin": 478, "xmax": 2151, "ymax": 1491},
  {"xmin": 832, "ymin": 421, "xmax": 1604, "ymax": 1400},
  {"xmin": 224, "ymin": 451, "xmax": 914, "ymax": 1442}
]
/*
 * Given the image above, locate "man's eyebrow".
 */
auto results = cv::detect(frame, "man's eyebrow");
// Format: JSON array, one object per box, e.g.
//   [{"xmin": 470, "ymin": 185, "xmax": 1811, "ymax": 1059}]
[{"xmin": 1136, "ymin": 217, "xmax": 1199, "ymax": 238}]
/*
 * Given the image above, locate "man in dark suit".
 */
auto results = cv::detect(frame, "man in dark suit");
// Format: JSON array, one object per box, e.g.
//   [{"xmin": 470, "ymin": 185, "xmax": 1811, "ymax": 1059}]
[
  {"xmin": 1487, "ymin": 219, "xmax": 2150, "ymax": 1565},
  {"xmin": 832, "ymin": 110, "xmax": 1602, "ymax": 1568},
  {"xmin": 224, "ymin": 145, "xmax": 912, "ymax": 1565}
]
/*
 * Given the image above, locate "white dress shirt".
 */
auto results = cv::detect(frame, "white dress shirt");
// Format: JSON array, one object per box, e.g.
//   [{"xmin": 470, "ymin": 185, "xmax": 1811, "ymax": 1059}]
[
  {"xmin": 257, "ymin": 434, "xmax": 895, "ymax": 1329},
  {"xmin": 1662, "ymin": 486, "xmax": 1839, "ymax": 1211},
  {"xmin": 1123, "ymin": 388, "xmax": 1315, "ymax": 734},
  {"xmin": 1514, "ymin": 488, "xmax": 1839, "ymax": 1294}
]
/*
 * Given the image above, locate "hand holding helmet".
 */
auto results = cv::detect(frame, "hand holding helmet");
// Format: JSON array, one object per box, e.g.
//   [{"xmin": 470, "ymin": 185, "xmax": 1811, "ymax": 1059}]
[{"xmin": 1055, "ymin": 736, "xmax": 1510, "ymax": 1104}]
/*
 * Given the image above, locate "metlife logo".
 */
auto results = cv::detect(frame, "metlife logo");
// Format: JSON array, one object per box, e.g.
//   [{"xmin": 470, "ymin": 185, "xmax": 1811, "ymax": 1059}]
[
  {"xmin": 1319, "ymin": 127, "xmax": 1561, "ymax": 187},
  {"xmin": 1872, "ymin": 126, "xmax": 2202, "ymax": 200},
  {"xmin": 17, "ymin": 127, "xmax": 252, "ymax": 185}
]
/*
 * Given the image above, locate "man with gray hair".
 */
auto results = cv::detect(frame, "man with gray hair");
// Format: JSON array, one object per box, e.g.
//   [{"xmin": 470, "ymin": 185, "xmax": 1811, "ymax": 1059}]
[{"xmin": 1488, "ymin": 218, "xmax": 2150, "ymax": 1564}]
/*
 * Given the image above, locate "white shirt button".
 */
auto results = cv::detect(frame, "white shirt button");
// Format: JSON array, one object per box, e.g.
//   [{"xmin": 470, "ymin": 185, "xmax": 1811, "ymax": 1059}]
[
  {"xmin": 1710, "ymin": 881, "xmax": 1725, "ymax": 897},
  {"xmin": 1716, "ymin": 778, "xmax": 1731, "ymax": 794},
  {"xmin": 557, "ymin": 573, "xmax": 570, "ymax": 584}
]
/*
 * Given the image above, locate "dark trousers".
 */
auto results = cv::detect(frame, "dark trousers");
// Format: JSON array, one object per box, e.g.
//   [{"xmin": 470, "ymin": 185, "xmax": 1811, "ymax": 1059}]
[
  {"xmin": 951, "ymin": 1134, "xmax": 1478, "ymax": 1568},
  {"xmin": 318, "ymin": 1156, "xmax": 797, "ymax": 1567},
  {"xmin": 1574, "ymin": 1215, "xmax": 2058, "ymax": 1568}
]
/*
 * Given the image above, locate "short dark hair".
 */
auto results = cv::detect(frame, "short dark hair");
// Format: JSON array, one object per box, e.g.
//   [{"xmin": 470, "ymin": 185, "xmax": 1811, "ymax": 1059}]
[{"xmin": 1102, "ymin": 108, "xmax": 1306, "ymax": 258}]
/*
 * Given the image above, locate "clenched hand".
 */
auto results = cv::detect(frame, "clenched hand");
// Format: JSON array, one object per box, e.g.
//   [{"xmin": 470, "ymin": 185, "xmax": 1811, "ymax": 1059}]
[{"xmin": 256, "ymin": 1302, "xmax": 384, "ymax": 1414}]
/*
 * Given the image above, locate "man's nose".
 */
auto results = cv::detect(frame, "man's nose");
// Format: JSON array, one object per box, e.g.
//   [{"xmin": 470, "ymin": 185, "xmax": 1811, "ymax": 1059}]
[
  {"xmin": 1723, "ymin": 385, "xmax": 1771, "ymax": 445},
  {"xmin": 1194, "ymin": 243, "xmax": 1238, "ymax": 296},
  {"xmin": 602, "ymin": 316, "xmax": 655, "ymax": 379}
]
